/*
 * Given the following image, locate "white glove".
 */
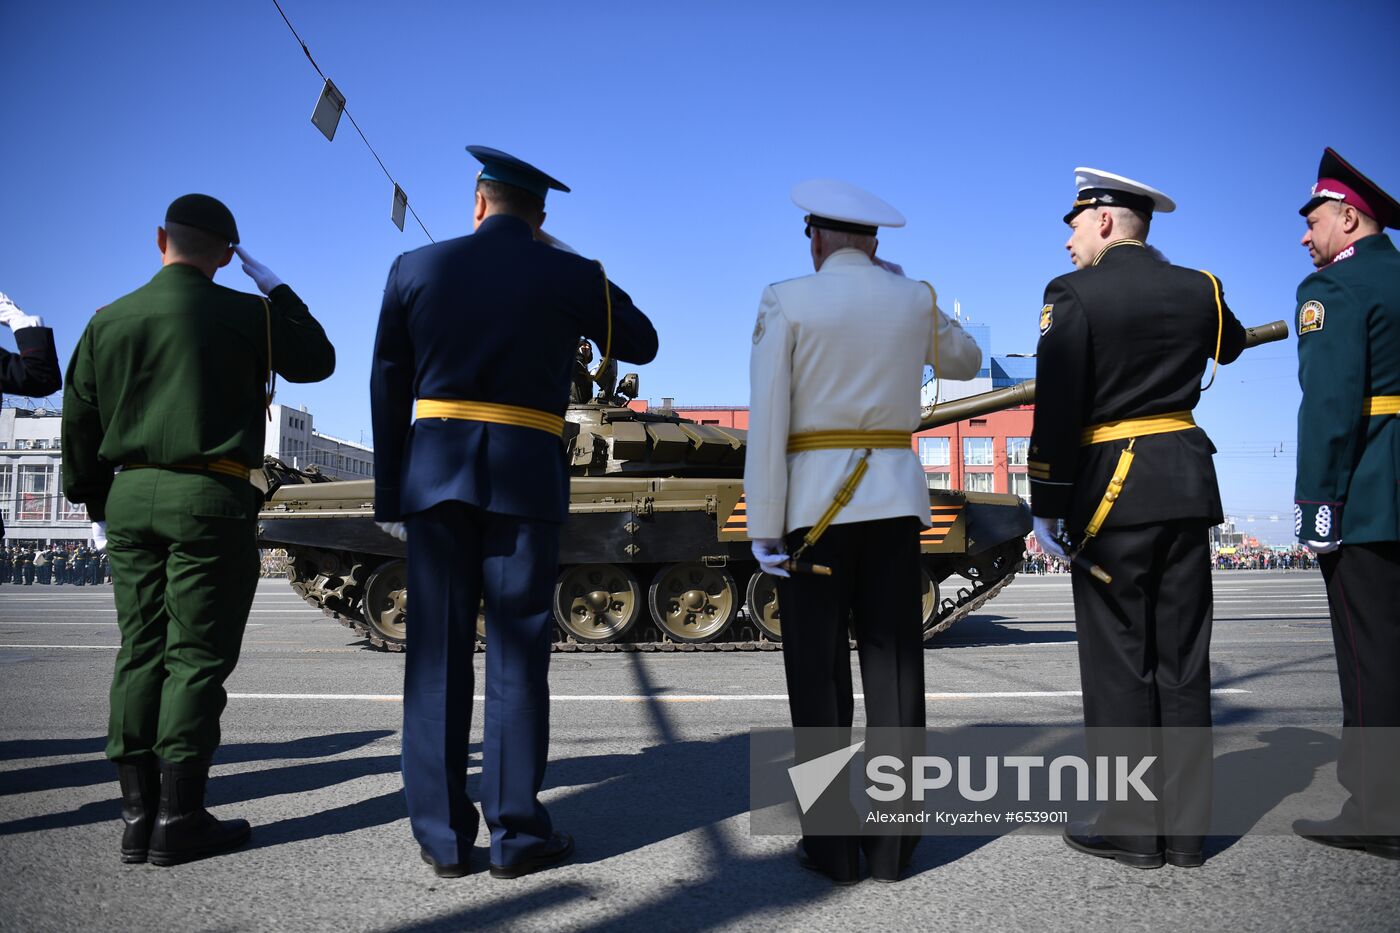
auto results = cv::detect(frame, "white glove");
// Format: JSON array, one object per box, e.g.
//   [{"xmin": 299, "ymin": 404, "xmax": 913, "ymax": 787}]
[
  {"xmin": 91, "ymin": 521, "xmax": 108, "ymax": 552},
  {"xmin": 376, "ymin": 521, "xmax": 407, "ymax": 542},
  {"xmin": 872, "ymin": 257, "xmax": 906, "ymax": 277},
  {"xmin": 1305, "ymin": 539, "xmax": 1340, "ymax": 555},
  {"xmin": 1033, "ymin": 516, "xmax": 1069, "ymax": 562},
  {"xmin": 751, "ymin": 538, "xmax": 790, "ymax": 578},
  {"xmin": 234, "ymin": 246, "xmax": 284, "ymax": 295},
  {"xmin": 0, "ymin": 293, "xmax": 43, "ymax": 331}
]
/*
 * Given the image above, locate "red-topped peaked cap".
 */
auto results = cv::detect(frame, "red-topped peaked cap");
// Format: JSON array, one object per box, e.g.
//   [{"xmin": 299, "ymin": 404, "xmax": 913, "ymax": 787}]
[{"xmin": 1299, "ymin": 148, "xmax": 1399, "ymax": 229}]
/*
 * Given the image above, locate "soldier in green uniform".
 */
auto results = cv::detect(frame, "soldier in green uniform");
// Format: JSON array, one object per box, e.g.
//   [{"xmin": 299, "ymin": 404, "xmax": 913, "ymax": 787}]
[
  {"xmin": 1289, "ymin": 149, "xmax": 1400, "ymax": 859},
  {"xmin": 62, "ymin": 194, "xmax": 336, "ymax": 866}
]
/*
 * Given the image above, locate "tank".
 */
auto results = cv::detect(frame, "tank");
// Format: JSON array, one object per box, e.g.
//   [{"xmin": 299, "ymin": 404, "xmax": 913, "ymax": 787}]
[{"xmin": 258, "ymin": 362, "xmax": 1032, "ymax": 653}]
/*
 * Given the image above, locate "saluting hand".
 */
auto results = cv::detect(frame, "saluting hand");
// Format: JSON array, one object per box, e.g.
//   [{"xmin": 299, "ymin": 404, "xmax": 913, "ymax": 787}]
[
  {"xmin": 234, "ymin": 247, "xmax": 285, "ymax": 296},
  {"xmin": 0, "ymin": 292, "xmax": 44, "ymax": 331}
]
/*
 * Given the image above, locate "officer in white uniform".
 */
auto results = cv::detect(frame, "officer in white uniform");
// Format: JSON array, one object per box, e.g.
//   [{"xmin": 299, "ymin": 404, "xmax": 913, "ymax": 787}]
[{"xmin": 746, "ymin": 179, "xmax": 981, "ymax": 883}]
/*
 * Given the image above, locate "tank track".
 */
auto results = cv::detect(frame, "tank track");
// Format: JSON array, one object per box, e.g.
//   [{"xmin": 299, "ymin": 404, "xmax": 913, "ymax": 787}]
[{"xmin": 286, "ymin": 541, "xmax": 1024, "ymax": 654}]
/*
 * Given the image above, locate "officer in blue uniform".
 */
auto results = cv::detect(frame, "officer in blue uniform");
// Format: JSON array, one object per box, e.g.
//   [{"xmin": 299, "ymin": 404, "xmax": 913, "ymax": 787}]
[
  {"xmin": 1289, "ymin": 149, "xmax": 1400, "ymax": 858},
  {"xmin": 371, "ymin": 146, "xmax": 658, "ymax": 879}
]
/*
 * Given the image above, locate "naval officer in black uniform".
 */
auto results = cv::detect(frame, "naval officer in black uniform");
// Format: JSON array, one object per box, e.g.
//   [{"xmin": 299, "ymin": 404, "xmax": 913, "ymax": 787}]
[
  {"xmin": 371, "ymin": 147, "xmax": 657, "ymax": 878},
  {"xmin": 1029, "ymin": 169, "xmax": 1246, "ymax": 869}
]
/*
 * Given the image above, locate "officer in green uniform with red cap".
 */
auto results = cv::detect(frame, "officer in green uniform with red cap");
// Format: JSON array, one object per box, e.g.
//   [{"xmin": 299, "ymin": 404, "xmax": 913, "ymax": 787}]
[
  {"xmin": 1289, "ymin": 149, "xmax": 1400, "ymax": 859},
  {"xmin": 62, "ymin": 194, "xmax": 336, "ymax": 866}
]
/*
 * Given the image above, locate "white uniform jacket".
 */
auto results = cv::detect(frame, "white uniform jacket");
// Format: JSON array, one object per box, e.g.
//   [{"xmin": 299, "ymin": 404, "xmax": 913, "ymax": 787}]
[{"xmin": 744, "ymin": 249, "xmax": 982, "ymax": 540}]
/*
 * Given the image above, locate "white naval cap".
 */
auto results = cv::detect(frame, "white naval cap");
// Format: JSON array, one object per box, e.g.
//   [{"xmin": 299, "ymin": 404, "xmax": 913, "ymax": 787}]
[
  {"xmin": 1064, "ymin": 167, "xmax": 1176, "ymax": 224},
  {"xmin": 792, "ymin": 178, "xmax": 906, "ymax": 236}
]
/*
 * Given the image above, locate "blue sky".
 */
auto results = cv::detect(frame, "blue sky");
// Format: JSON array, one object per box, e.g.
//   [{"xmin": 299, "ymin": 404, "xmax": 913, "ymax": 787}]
[{"xmin": 2, "ymin": 1, "xmax": 1397, "ymax": 544}]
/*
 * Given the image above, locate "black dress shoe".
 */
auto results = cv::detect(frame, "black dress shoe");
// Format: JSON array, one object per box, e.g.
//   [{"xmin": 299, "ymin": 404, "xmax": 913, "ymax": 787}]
[
  {"xmin": 1165, "ymin": 849, "xmax": 1204, "ymax": 868},
  {"xmin": 420, "ymin": 848, "xmax": 472, "ymax": 878},
  {"xmin": 1062, "ymin": 822, "xmax": 1164, "ymax": 869},
  {"xmin": 490, "ymin": 832, "xmax": 575, "ymax": 879},
  {"xmin": 796, "ymin": 841, "xmax": 860, "ymax": 886},
  {"xmin": 1294, "ymin": 818, "xmax": 1400, "ymax": 860}
]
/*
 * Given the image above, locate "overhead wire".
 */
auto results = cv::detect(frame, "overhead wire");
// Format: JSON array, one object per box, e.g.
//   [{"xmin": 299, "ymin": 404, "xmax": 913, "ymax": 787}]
[{"xmin": 269, "ymin": 0, "xmax": 434, "ymax": 242}]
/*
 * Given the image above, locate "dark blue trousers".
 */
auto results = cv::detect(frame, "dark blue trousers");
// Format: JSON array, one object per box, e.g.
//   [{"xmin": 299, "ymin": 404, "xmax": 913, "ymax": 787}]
[{"xmin": 403, "ymin": 501, "xmax": 557, "ymax": 867}]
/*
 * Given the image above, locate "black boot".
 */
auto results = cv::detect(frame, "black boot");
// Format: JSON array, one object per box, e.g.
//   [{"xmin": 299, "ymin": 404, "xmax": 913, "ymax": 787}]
[
  {"xmin": 115, "ymin": 755, "xmax": 160, "ymax": 864},
  {"xmin": 147, "ymin": 759, "xmax": 250, "ymax": 867}
]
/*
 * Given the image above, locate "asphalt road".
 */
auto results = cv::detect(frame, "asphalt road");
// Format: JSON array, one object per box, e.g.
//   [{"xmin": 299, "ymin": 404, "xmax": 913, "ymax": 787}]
[{"xmin": 0, "ymin": 571, "xmax": 1395, "ymax": 932}]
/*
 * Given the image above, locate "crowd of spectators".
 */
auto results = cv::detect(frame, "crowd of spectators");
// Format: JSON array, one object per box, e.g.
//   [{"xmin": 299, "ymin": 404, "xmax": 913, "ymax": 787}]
[
  {"xmin": 0, "ymin": 543, "xmax": 110, "ymax": 585},
  {"xmin": 260, "ymin": 549, "xmax": 290, "ymax": 578},
  {"xmin": 1021, "ymin": 540, "xmax": 1322, "ymax": 575}
]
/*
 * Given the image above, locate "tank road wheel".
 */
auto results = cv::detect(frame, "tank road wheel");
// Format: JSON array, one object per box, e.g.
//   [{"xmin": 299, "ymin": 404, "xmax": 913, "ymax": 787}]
[
  {"xmin": 919, "ymin": 565, "xmax": 941, "ymax": 634},
  {"xmin": 648, "ymin": 563, "xmax": 739, "ymax": 643},
  {"xmin": 362, "ymin": 561, "xmax": 408, "ymax": 649},
  {"xmin": 553, "ymin": 563, "xmax": 641, "ymax": 643},
  {"xmin": 745, "ymin": 572, "xmax": 782, "ymax": 641}
]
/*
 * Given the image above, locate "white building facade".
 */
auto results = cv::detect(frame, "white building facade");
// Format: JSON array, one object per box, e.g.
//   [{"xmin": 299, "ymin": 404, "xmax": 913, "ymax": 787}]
[{"xmin": 1, "ymin": 402, "xmax": 372, "ymax": 544}]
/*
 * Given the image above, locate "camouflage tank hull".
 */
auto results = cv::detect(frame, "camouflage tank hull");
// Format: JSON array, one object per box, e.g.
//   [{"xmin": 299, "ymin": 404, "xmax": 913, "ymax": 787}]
[{"xmin": 258, "ymin": 469, "xmax": 1028, "ymax": 652}]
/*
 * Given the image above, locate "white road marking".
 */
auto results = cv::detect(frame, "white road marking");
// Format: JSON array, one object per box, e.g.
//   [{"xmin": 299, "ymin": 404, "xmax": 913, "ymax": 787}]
[
  {"xmin": 225, "ymin": 689, "xmax": 1251, "ymax": 702},
  {"xmin": 0, "ymin": 644, "xmax": 119, "ymax": 650}
]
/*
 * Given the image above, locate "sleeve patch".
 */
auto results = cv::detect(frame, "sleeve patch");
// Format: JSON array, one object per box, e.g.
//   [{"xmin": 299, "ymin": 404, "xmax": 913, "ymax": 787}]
[
  {"xmin": 1299, "ymin": 300, "xmax": 1325, "ymax": 334},
  {"xmin": 752, "ymin": 310, "xmax": 766, "ymax": 344},
  {"xmin": 1039, "ymin": 304, "xmax": 1053, "ymax": 336}
]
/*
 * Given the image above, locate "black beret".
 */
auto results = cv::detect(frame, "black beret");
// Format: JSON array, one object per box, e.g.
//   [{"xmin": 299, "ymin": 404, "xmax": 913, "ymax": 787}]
[{"xmin": 165, "ymin": 194, "xmax": 239, "ymax": 244}]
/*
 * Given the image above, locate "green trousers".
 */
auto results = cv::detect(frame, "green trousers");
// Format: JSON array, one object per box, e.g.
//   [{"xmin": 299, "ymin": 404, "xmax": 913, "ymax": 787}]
[{"xmin": 105, "ymin": 468, "xmax": 260, "ymax": 762}]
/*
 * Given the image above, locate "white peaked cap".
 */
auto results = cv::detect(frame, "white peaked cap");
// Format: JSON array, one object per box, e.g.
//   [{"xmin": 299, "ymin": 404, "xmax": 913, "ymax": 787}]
[
  {"xmin": 1069, "ymin": 167, "xmax": 1176, "ymax": 219},
  {"xmin": 791, "ymin": 179, "xmax": 906, "ymax": 231}
]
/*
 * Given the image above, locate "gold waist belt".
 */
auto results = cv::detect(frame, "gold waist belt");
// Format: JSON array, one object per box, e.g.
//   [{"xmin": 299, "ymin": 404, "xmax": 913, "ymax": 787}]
[
  {"xmin": 787, "ymin": 430, "xmax": 912, "ymax": 454},
  {"xmin": 1364, "ymin": 396, "xmax": 1400, "ymax": 416},
  {"xmin": 1080, "ymin": 411, "xmax": 1195, "ymax": 446},
  {"xmin": 415, "ymin": 399, "xmax": 566, "ymax": 437},
  {"xmin": 123, "ymin": 458, "xmax": 251, "ymax": 481}
]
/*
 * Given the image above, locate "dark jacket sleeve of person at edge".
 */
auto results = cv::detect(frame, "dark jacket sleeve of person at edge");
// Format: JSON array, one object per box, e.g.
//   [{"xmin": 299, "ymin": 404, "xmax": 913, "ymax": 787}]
[
  {"xmin": 1288, "ymin": 148, "xmax": 1400, "ymax": 855},
  {"xmin": 1029, "ymin": 168, "xmax": 1246, "ymax": 869},
  {"xmin": 0, "ymin": 291, "xmax": 62, "ymax": 541},
  {"xmin": 369, "ymin": 145, "xmax": 656, "ymax": 880},
  {"xmin": 60, "ymin": 193, "xmax": 334, "ymax": 868}
]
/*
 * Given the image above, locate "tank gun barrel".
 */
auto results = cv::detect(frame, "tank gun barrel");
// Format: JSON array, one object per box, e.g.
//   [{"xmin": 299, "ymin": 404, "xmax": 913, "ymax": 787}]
[{"xmin": 917, "ymin": 319, "xmax": 1289, "ymax": 431}]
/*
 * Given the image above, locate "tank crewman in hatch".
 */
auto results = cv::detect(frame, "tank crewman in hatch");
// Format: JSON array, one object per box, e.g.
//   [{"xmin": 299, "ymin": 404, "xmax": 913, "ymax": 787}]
[
  {"xmin": 1030, "ymin": 169, "xmax": 1246, "ymax": 870},
  {"xmin": 370, "ymin": 146, "xmax": 656, "ymax": 879},
  {"xmin": 1288, "ymin": 149, "xmax": 1400, "ymax": 859},
  {"xmin": 62, "ymin": 193, "xmax": 336, "ymax": 866},
  {"xmin": 745, "ymin": 179, "xmax": 981, "ymax": 884},
  {"xmin": 0, "ymin": 290, "xmax": 62, "ymax": 551}
]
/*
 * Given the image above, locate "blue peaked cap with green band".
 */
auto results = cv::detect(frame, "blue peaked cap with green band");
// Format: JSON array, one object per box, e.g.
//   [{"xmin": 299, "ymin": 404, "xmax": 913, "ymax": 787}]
[{"xmin": 467, "ymin": 145, "xmax": 570, "ymax": 200}]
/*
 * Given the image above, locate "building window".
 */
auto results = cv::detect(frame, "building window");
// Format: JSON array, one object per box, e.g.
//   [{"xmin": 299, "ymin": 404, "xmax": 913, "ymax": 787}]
[
  {"xmin": 964, "ymin": 471, "xmax": 995, "ymax": 493},
  {"xmin": 33, "ymin": 439, "xmax": 48, "ymax": 450},
  {"xmin": 0, "ymin": 469, "xmax": 12, "ymax": 521},
  {"xmin": 926, "ymin": 472, "xmax": 951, "ymax": 490},
  {"xmin": 918, "ymin": 437, "xmax": 950, "ymax": 467},
  {"xmin": 17, "ymin": 464, "xmax": 51, "ymax": 521},
  {"xmin": 1006, "ymin": 437, "xmax": 1029, "ymax": 466},
  {"xmin": 59, "ymin": 496, "xmax": 88, "ymax": 522},
  {"xmin": 1009, "ymin": 472, "xmax": 1030, "ymax": 501},
  {"xmin": 14, "ymin": 440, "xmax": 29, "ymax": 451},
  {"xmin": 963, "ymin": 437, "xmax": 993, "ymax": 466}
]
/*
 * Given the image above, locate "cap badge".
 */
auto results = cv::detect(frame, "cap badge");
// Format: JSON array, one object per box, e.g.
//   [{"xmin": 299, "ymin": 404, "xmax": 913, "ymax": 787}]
[
  {"xmin": 1039, "ymin": 304, "xmax": 1054, "ymax": 336},
  {"xmin": 1299, "ymin": 300, "xmax": 1325, "ymax": 335}
]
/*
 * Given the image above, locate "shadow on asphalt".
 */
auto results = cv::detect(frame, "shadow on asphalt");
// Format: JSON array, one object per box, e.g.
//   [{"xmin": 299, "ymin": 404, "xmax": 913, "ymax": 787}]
[
  {"xmin": 929, "ymin": 613, "xmax": 1077, "ymax": 649},
  {"xmin": 0, "ymin": 730, "xmax": 402, "ymax": 837}
]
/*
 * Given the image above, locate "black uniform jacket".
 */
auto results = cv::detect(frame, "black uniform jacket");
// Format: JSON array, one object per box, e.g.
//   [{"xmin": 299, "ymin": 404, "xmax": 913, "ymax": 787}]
[
  {"xmin": 1, "ymin": 325, "xmax": 61, "ymax": 538},
  {"xmin": 1, "ymin": 324, "xmax": 61, "ymax": 405},
  {"xmin": 370, "ymin": 214, "xmax": 659, "ymax": 525},
  {"xmin": 1030, "ymin": 241, "xmax": 1247, "ymax": 534}
]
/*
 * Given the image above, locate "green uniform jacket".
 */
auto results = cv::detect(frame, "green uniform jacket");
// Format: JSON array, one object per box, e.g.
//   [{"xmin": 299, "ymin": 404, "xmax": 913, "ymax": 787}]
[
  {"xmin": 1294, "ymin": 233, "xmax": 1400, "ymax": 545},
  {"xmin": 61, "ymin": 263, "xmax": 336, "ymax": 520}
]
